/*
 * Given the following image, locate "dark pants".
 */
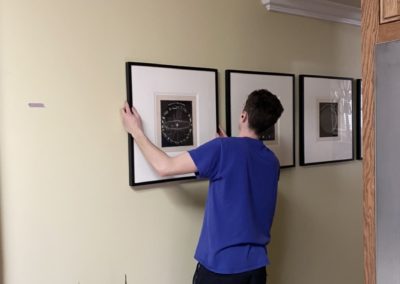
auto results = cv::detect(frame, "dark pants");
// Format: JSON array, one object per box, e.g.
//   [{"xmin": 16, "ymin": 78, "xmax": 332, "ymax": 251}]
[{"xmin": 192, "ymin": 263, "xmax": 267, "ymax": 284}]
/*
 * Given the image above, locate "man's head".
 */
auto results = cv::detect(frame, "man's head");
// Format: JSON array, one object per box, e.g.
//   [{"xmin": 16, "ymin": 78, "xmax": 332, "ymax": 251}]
[{"xmin": 240, "ymin": 89, "xmax": 284, "ymax": 138}]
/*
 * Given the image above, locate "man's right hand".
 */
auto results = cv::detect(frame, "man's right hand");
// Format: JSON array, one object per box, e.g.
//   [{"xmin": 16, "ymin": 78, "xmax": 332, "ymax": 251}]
[{"xmin": 120, "ymin": 102, "xmax": 144, "ymax": 138}]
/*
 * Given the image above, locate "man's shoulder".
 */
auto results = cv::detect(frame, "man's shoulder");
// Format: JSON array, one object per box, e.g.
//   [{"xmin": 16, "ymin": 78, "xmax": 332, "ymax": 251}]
[
  {"xmin": 206, "ymin": 137, "xmax": 237, "ymax": 146},
  {"xmin": 217, "ymin": 137, "xmax": 246, "ymax": 147}
]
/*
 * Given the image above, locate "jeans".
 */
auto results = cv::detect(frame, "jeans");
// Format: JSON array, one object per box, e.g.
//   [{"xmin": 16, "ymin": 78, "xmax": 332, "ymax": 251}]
[{"xmin": 192, "ymin": 263, "xmax": 267, "ymax": 284}]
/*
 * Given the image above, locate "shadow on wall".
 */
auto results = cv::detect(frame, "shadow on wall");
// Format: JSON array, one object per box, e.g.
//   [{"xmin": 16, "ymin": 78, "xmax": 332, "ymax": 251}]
[
  {"xmin": 0, "ymin": 27, "xmax": 4, "ymax": 284},
  {"xmin": 162, "ymin": 182, "xmax": 208, "ymax": 209},
  {"xmin": 268, "ymin": 190, "xmax": 291, "ymax": 283},
  {"xmin": 0, "ymin": 153, "xmax": 4, "ymax": 284},
  {"xmin": 132, "ymin": 180, "xmax": 208, "ymax": 209}
]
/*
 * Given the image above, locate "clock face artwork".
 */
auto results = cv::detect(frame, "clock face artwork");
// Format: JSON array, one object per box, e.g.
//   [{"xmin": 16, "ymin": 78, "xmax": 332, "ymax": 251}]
[
  {"xmin": 319, "ymin": 102, "xmax": 339, "ymax": 138},
  {"xmin": 160, "ymin": 100, "xmax": 194, "ymax": 147}
]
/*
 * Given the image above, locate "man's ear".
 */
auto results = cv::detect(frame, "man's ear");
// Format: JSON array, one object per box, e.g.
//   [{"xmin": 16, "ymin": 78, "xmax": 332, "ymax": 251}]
[{"xmin": 241, "ymin": 111, "xmax": 248, "ymax": 123}]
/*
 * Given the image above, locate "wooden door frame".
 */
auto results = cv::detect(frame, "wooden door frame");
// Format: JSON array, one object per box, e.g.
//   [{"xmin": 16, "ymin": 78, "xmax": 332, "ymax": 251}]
[
  {"xmin": 361, "ymin": 1, "xmax": 378, "ymax": 283},
  {"xmin": 362, "ymin": 0, "xmax": 400, "ymax": 283}
]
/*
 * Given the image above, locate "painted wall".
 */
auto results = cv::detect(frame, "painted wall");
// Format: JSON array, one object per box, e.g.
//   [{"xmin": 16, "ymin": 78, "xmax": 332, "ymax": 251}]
[{"xmin": 0, "ymin": 0, "xmax": 362, "ymax": 283}]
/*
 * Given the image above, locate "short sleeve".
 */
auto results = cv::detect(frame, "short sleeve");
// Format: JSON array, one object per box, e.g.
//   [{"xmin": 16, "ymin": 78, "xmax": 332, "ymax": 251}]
[{"xmin": 188, "ymin": 138, "xmax": 222, "ymax": 180}]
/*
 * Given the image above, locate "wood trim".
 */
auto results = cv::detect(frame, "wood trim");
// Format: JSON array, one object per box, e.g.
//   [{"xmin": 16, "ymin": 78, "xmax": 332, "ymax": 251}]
[
  {"xmin": 378, "ymin": 20, "xmax": 400, "ymax": 42},
  {"xmin": 380, "ymin": 0, "xmax": 400, "ymax": 23},
  {"xmin": 363, "ymin": 1, "xmax": 400, "ymax": 282},
  {"xmin": 361, "ymin": 0, "xmax": 379, "ymax": 283},
  {"xmin": 261, "ymin": 0, "xmax": 361, "ymax": 26}
]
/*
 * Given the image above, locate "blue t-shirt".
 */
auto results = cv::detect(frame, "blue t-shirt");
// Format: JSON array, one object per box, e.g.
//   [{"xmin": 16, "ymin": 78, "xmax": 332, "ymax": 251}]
[{"xmin": 189, "ymin": 137, "xmax": 280, "ymax": 274}]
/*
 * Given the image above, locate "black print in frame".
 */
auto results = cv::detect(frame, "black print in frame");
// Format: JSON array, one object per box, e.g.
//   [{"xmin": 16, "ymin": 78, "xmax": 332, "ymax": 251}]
[
  {"xmin": 260, "ymin": 125, "xmax": 275, "ymax": 141},
  {"xmin": 160, "ymin": 100, "xmax": 194, "ymax": 147},
  {"xmin": 319, "ymin": 102, "xmax": 339, "ymax": 138}
]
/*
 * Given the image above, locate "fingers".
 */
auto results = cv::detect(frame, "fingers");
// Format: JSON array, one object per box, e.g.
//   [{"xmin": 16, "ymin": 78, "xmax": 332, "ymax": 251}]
[
  {"xmin": 218, "ymin": 125, "xmax": 227, "ymax": 137},
  {"xmin": 122, "ymin": 102, "xmax": 138, "ymax": 117},
  {"xmin": 122, "ymin": 101, "xmax": 141, "ymax": 116},
  {"xmin": 121, "ymin": 102, "xmax": 130, "ymax": 118},
  {"xmin": 131, "ymin": 105, "xmax": 141, "ymax": 118},
  {"xmin": 124, "ymin": 102, "xmax": 132, "ymax": 114},
  {"xmin": 131, "ymin": 105, "xmax": 138, "ymax": 115}
]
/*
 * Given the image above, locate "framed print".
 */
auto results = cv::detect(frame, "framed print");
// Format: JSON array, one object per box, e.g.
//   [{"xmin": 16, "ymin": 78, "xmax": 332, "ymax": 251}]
[
  {"xmin": 226, "ymin": 70, "xmax": 295, "ymax": 168},
  {"xmin": 300, "ymin": 75, "xmax": 354, "ymax": 165},
  {"xmin": 126, "ymin": 62, "xmax": 218, "ymax": 186},
  {"xmin": 356, "ymin": 79, "xmax": 363, "ymax": 160},
  {"xmin": 155, "ymin": 94, "xmax": 198, "ymax": 152}
]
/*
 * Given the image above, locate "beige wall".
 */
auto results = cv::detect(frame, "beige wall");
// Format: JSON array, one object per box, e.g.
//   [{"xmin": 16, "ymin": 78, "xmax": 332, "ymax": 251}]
[{"xmin": 0, "ymin": 0, "xmax": 362, "ymax": 283}]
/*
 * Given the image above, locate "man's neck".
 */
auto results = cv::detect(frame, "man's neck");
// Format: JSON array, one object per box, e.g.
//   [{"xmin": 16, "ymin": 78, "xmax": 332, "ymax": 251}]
[{"xmin": 238, "ymin": 128, "xmax": 259, "ymax": 140}]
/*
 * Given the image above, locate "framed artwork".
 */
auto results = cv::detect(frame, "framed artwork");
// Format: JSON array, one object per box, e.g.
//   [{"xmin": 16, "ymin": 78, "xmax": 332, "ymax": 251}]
[
  {"xmin": 356, "ymin": 79, "xmax": 363, "ymax": 160},
  {"xmin": 155, "ymin": 94, "xmax": 198, "ymax": 152},
  {"xmin": 126, "ymin": 62, "xmax": 218, "ymax": 186},
  {"xmin": 225, "ymin": 70, "xmax": 295, "ymax": 168},
  {"xmin": 300, "ymin": 75, "xmax": 354, "ymax": 165}
]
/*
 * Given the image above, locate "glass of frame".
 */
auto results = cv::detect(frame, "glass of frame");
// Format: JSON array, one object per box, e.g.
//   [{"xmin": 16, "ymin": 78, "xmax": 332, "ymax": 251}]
[
  {"xmin": 356, "ymin": 79, "xmax": 363, "ymax": 160},
  {"xmin": 126, "ymin": 62, "xmax": 218, "ymax": 186},
  {"xmin": 225, "ymin": 70, "xmax": 295, "ymax": 168},
  {"xmin": 300, "ymin": 75, "xmax": 354, "ymax": 165}
]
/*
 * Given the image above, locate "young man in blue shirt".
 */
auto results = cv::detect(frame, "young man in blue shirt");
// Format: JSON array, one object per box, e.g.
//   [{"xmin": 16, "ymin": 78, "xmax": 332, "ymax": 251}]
[{"xmin": 121, "ymin": 89, "xmax": 283, "ymax": 284}]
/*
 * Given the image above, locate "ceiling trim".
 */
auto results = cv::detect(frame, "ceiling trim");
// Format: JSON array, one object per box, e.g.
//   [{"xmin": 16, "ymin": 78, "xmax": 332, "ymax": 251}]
[{"xmin": 261, "ymin": 0, "xmax": 361, "ymax": 26}]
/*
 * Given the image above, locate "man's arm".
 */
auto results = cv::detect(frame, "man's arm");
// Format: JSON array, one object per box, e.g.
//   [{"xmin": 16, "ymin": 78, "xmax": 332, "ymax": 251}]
[{"xmin": 120, "ymin": 102, "xmax": 197, "ymax": 177}]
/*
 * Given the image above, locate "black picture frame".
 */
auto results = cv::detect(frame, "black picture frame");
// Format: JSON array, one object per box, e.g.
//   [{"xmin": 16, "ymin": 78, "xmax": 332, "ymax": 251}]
[
  {"xmin": 300, "ymin": 75, "xmax": 354, "ymax": 166},
  {"xmin": 225, "ymin": 69, "xmax": 295, "ymax": 168},
  {"xmin": 356, "ymin": 79, "xmax": 363, "ymax": 160},
  {"xmin": 126, "ymin": 62, "xmax": 219, "ymax": 186}
]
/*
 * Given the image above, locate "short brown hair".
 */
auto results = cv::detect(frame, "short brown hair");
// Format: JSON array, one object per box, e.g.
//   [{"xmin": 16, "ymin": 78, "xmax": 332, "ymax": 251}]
[{"xmin": 243, "ymin": 89, "xmax": 284, "ymax": 137}]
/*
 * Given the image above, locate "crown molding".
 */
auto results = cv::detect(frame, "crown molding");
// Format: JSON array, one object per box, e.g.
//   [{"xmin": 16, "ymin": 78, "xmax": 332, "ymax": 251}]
[{"xmin": 261, "ymin": 0, "xmax": 361, "ymax": 26}]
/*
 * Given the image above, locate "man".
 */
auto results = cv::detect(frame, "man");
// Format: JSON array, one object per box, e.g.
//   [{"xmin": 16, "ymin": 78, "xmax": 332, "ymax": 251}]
[{"xmin": 121, "ymin": 89, "xmax": 284, "ymax": 284}]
